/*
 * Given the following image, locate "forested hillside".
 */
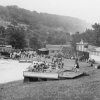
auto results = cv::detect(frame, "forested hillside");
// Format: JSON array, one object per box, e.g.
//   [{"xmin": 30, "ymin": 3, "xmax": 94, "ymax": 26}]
[
  {"xmin": 0, "ymin": 5, "xmax": 90, "ymax": 33},
  {"xmin": 0, "ymin": 5, "xmax": 91, "ymax": 49}
]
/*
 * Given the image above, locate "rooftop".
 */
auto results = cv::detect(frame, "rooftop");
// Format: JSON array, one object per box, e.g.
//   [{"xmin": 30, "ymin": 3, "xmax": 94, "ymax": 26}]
[{"xmin": 46, "ymin": 44, "xmax": 71, "ymax": 51}]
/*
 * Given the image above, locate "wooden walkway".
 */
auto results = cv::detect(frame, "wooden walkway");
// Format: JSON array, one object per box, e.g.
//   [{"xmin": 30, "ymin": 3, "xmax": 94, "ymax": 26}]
[{"xmin": 59, "ymin": 71, "xmax": 84, "ymax": 79}]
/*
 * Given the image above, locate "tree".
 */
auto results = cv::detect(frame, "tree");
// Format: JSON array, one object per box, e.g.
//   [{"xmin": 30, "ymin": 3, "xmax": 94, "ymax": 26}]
[
  {"xmin": 29, "ymin": 35, "xmax": 42, "ymax": 50},
  {"xmin": 92, "ymin": 23, "xmax": 100, "ymax": 46},
  {"xmin": 71, "ymin": 23, "xmax": 100, "ymax": 47},
  {"xmin": 6, "ymin": 25, "xmax": 26, "ymax": 49},
  {"xmin": 0, "ymin": 26, "xmax": 5, "ymax": 34},
  {"xmin": 92, "ymin": 23, "xmax": 100, "ymax": 31},
  {"xmin": 0, "ymin": 26, "xmax": 6, "ymax": 44},
  {"xmin": 46, "ymin": 35, "xmax": 53, "ymax": 44},
  {"xmin": 71, "ymin": 32, "xmax": 81, "ymax": 51}
]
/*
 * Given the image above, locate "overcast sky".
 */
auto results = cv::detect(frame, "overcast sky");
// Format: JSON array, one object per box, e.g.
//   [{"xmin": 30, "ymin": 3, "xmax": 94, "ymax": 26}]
[{"xmin": 0, "ymin": 0, "xmax": 100, "ymax": 24}]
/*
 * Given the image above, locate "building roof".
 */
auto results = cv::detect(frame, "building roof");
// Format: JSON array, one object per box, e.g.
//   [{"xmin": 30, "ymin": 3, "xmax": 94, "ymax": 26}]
[
  {"xmin": 0, "ymin": 45, "xmax": 12, "ymax": 48},
  {"xmin": 38, "ymin": 48, "xmax": 49, "ymax": 51},
  {"xmin": 76, "ymin": 39, "xmax": 88, "ymax": 45},
  {"xmin": 46, "ymin": 44, "xmax": 71, "ymax": 51}
]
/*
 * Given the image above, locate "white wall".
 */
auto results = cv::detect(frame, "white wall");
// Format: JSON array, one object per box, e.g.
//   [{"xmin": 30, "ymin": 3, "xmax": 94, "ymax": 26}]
[{"xmin": 89, "ymin": 54, "xmax": 100, "ymax": 63}]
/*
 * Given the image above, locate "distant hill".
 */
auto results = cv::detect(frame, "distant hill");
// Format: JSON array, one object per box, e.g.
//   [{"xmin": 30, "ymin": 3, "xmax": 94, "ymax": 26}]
[{"xmin": 0, "ymin": 5, "xmax": 91, "ymax": 34}]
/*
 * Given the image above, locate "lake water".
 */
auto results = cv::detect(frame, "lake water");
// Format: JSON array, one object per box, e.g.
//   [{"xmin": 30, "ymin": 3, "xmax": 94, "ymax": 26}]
[{"xmin": 0, "ymin": 59, "xmax": 30, "ymax": 84}]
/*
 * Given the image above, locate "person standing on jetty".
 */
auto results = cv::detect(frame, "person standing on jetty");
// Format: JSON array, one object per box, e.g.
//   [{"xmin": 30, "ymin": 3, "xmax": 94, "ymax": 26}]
[{"xmin": 74, "ymin": 57, "xmax": 80, "ymax": 72}]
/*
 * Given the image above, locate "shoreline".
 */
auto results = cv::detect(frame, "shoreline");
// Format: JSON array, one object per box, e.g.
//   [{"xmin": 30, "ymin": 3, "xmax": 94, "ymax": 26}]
[
  {"xmin": 0, "ymin": 59, "xmax": 100, "ymax": 100},
  {"xmin": 0, "ymin": 79, "xmax": 23, "ymax": 86}
]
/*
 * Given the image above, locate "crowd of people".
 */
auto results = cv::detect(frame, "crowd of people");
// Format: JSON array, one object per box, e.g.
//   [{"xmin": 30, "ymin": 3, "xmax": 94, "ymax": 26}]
[
  {"xmin": 0, "ymin": 48, "xmax": 82, "ymax": 72},
  {"xmin": 27, "ymin": 55, "xmax": 64, "ymax": 72},
  {"xmin": 10, "ymin": 50, "xmax": 36, "ymax": 59}
]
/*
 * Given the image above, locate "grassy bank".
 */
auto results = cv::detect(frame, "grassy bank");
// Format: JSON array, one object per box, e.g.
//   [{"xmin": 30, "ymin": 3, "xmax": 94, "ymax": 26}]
[{"xmin": 0, "ymin": 61, "xmax": 100, "ymax": 100}]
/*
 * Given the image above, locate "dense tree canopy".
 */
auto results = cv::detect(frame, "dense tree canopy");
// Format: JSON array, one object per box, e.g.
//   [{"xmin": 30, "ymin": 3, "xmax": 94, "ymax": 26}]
[
  {"xmin": 0, "ymin": 5, "xmax": 97, "ymax": 50},
  {"xmin": 6, "ymin": 25, "xmax": 26, "ymax": 49},
  {"xmin": 71, "ymin": 23, "xmax": 100, "ymax": 50},
  {"xmin": 0, "ymin": 26, "xmax": 6, "ymax": 44},
  {"xmin": 29, "ymin": 35, "xmax": 42, "ymax": 50}
]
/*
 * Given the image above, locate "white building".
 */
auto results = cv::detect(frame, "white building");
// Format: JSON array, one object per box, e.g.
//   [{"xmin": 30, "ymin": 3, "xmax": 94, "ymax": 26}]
[
  {"xmin": 76, "ymin": 39, "xmax": 88, "ymax": 52},
  {"xmin": 76, "ymin": 39, "xmax": 100, "ymax": 63},
  {"xmin": 89, "ymin": 47, "xmax": 100, "ymax": 63},
  {"xmin": 0, "ymin": 45, "xmax": 12, "ymax": 52}
]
